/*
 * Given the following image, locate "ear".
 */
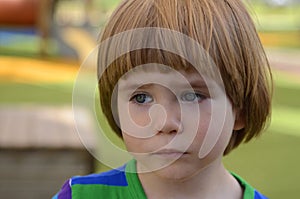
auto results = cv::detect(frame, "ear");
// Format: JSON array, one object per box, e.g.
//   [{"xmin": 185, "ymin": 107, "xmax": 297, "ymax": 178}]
[{"xmin": 233, "ymin": 109, "xmax": 245, "ymax": 130}]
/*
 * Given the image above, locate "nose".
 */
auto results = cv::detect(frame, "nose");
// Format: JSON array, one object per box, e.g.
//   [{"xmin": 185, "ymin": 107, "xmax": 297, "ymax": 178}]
[{"xmin": 150, "ymin": 102, "xmax": 183, "ymax": 135}]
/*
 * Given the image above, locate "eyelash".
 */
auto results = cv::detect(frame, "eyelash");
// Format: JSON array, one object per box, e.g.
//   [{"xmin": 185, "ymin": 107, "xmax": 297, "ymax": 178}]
[
  {"xmin": 130, "ymin": 93, "xmax": 153, "ymax": 104},
  {"xmin": 180, "ymin": 91, "xmax": 207, "ymax": 102}
]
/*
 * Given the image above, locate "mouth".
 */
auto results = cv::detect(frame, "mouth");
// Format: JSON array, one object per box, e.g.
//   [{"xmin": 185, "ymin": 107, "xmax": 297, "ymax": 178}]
[{"xmin": 151, "ymin": 149, "xmax": 189, "ymax": 158}]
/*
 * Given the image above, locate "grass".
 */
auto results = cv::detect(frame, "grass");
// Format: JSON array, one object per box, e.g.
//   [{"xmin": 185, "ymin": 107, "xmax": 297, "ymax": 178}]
[
  {"xmin": 223, "ymin": 71, "xmax": 300, "ymax": 198},
  {"xmin": 0, "ymin": 81, "xmax": 73, "ymax": 105},
  {"xmin": 223, "ymin": 131, "xmax": 300, "ymax": 197}
]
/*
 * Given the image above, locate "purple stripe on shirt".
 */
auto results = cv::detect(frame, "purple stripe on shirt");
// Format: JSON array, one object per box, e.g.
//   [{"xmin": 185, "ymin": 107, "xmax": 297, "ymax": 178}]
[{"xmin": 58, "ymin": 180, "xmax": 72, "ymax": 199}]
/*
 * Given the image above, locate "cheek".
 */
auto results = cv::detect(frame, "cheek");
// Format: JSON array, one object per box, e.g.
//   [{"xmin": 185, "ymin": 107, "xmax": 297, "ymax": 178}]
[
  {"xmin": 119, "ymin": 103, "xmax": 156, "ymax": 138},
  {"xmin": 128, "ymin": 104, "xmax": 151, "ymax": 127},
  {"xmin": 196, "ymin": 104, "xmax": 235, "ymax": 158},
  {"xmin": 122, "ymin": 133, "xmax": 142, "ymax": 153},
  {"xmin": 187, "ymin": 101, "xmax": 211, "ymax": 134},
  {"xmin": 189, "ymin": 113, "xmax": 211, "ymax": 149},
  {"xmin": 185, "ymin": 99, "xmax": 235, "ymax": 157},
  {"xmin": 178, "ymin": 103, "xmax": 211, "ymax": 151}
]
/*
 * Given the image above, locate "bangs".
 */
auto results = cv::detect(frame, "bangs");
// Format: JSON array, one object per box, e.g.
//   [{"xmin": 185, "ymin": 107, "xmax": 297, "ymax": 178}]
[
  {"xmin": 118, "ymin": 49, "xmax": 191, "ymax": 79},
  {"xmin": 99, "ymin": 48, "xmax": 192, "ymax": 98},
  {"xmin": 97, "ymin": 26, "xmax": 221, "ymax": 90}
]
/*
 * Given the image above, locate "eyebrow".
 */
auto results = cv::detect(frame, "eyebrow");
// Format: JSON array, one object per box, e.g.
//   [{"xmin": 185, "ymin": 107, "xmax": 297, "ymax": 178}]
[
  {"xmin": 118, "ymin": 82, "xmax": 154, "ymax": 92},
  {"xmin": 185, "ymin": 75, "xmax": 209, "ymax": 89},
  {"xmin": 190, "ymin": 80, "xmax": 208, "ymax": 88}
]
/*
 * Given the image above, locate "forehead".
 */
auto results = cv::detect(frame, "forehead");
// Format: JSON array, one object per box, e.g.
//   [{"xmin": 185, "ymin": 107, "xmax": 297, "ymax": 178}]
[{"xmin": 118, "ymin": 64, "xmax": 209, "ymax": 91}]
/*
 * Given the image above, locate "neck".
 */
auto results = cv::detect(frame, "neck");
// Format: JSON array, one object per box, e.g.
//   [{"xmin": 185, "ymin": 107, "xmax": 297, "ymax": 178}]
[{"xmin": 137, "ymin": 158, "xmax": 243, "ymax": 199}]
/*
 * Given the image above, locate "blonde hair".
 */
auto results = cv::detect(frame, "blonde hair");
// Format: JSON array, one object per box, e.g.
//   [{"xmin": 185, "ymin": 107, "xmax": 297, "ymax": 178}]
[{"xmin": 98, "ymin": 0, "xmax": 272, "ymax": 154}]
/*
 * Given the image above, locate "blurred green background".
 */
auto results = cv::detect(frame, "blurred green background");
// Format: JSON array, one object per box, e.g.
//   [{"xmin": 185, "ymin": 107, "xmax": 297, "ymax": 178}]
[{"xmin": 0, "ymin": 0, "xmax": 299, "ymax": 198}]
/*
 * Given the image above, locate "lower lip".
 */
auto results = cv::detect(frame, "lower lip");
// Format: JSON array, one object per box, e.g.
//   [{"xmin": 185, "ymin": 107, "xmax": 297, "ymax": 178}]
[{"xmin": 153, "ymin": 152, "xmax": 188, "ymax": 159}]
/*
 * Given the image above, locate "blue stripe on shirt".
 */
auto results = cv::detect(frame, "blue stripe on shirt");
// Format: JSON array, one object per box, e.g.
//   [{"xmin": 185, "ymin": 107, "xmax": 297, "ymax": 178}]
[{"xmin": 71, "ymin": 164, "xmax": 128, "ymax": 186}]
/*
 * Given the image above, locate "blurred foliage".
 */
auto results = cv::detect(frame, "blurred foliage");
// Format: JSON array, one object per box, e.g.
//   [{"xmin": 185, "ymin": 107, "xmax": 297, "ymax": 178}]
[
  {"xmin": 93, "ymin": 0, "xmax": 121, "ymax": 12},
  {"xmin": 250, "ymin": 2, "xmax": 300, "ymax": 31},
  {"xmin": 246, "ymin": 0, "xmax": 300, "ymax": 48}
]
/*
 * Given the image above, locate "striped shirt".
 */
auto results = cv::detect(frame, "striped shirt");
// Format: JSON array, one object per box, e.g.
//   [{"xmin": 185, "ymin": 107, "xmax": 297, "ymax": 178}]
[{"xmin": 53, "ymin": 159, "xmax": 268, "ymax": 199}]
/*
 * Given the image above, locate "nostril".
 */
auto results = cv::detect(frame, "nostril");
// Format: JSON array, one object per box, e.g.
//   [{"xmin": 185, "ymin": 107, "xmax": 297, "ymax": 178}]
[
  {"xmin": 149, "ymin": 103, "xmax": 182, "ymax": 134},
  {"xmin": 156, "ymin": 119, "xmax": 183, "ymax": 135}
]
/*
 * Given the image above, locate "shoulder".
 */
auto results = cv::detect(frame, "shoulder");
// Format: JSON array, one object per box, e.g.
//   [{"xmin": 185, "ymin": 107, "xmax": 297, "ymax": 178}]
[
  {"xmin": 231, "ymin": 172, "xmax": 269, "ymax": 199},
  {"xmin": 53, "ymin": 164, "xmax": 128, "ymax": 199}
]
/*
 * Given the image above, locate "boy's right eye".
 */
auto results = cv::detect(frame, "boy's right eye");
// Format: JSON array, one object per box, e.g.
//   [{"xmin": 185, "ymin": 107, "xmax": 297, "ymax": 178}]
[{"xmin": 130, "ymin": 93, "xmax": 153, "ymax": 104}]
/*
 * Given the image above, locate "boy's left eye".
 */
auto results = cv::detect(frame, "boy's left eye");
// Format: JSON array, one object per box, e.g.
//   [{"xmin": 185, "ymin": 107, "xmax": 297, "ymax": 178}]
[{"xmin": 180, "ymin": 92, "xmax": 206, "ymax": 102}]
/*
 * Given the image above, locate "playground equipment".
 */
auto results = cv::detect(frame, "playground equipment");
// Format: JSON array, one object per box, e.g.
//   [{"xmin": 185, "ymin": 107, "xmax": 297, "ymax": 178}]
[{"xmin": 0, "ymin": 0, "xmax": 54, "ymax": 55}]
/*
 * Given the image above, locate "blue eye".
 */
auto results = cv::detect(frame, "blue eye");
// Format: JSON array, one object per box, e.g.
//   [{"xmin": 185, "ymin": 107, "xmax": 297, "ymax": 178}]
[
  {"xmin": 131, "ymin": 93, "xmax": 153, "ymax": 104},
  {"xmin": 181, "ymin": 92, "xmax": 205, "ymax": 102}
]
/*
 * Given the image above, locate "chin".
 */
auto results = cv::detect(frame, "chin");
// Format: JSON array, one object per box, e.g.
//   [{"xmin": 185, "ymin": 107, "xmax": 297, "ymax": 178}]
[{"xmin": 153, "ymin": 161, "xmax": 202, "ymax": 182}]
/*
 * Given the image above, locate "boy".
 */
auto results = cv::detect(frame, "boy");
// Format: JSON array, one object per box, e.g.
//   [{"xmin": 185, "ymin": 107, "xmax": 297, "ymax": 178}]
[{"xmin": 53, "ymin": 0, "xmax": 272, "ymax": 198}]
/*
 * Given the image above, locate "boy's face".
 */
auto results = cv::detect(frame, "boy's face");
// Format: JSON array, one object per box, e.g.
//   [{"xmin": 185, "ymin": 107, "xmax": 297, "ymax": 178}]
[{"xmin": 116, "ymin": 64, "xmax": 244, "ymax": 180}]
